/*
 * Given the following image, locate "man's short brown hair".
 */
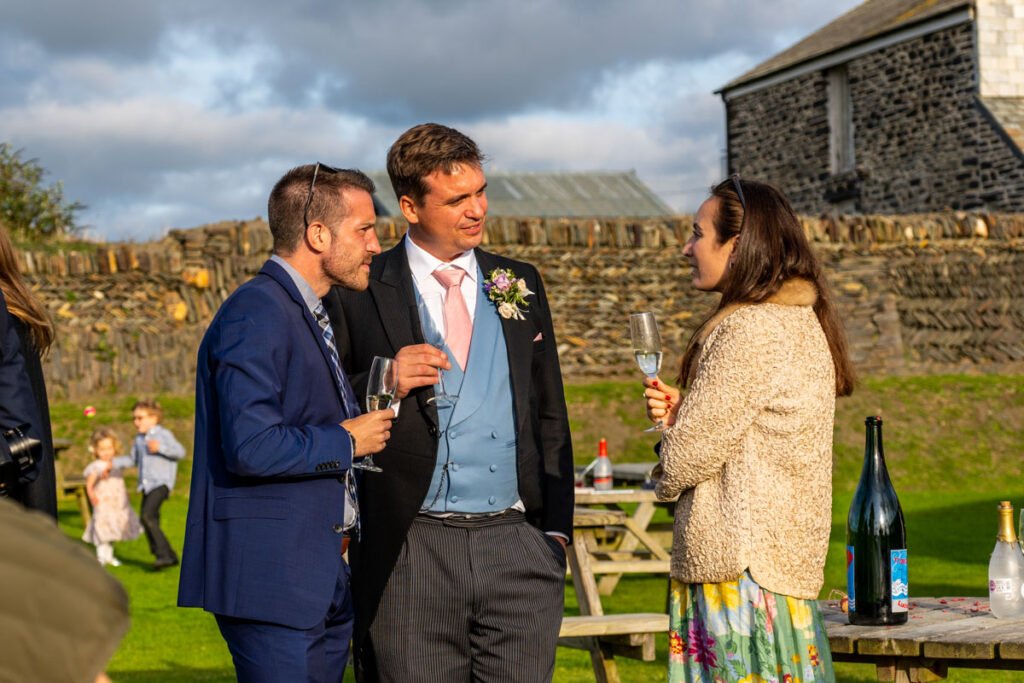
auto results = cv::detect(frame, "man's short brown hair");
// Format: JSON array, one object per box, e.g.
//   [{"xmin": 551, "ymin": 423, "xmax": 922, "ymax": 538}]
[
  {"xmin": 386, "ymin": 123, "xmax": 485, "ymax": 205},
  {"xmin": 267, "ymin": 165, "xmax": 375, "ymax": 254},
  {"xmin": 132, "ymin": 399, "xmax": 163, "ymax": 421}
]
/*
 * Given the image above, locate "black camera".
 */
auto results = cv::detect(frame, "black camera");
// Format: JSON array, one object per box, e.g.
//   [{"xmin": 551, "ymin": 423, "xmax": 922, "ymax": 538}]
[{"xmin": 0, "ymin": 425, "xmax": 40, "ymax": 497}]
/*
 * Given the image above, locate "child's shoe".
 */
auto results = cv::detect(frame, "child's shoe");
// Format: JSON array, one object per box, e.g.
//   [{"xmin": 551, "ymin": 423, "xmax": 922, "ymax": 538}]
[{"xmin": 108, "ymin": 557, "xmax": 122, "ymax": 567}]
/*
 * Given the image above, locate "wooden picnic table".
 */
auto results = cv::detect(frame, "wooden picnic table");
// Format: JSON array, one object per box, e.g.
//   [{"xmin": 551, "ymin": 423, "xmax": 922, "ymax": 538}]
[
  {"xmin": 820, "ymin": 596, "xmax": 1024, "ymax": 681},
  {"xmin": 573, "ymin": 487, "xmax": 672, "ymax": 594},
  {"xmin": 559, "ymin": 488, "xmax": 674, "ymax": 683},
  {"xmin": 564, "ymin": 486, "xmax": 1024, "ymax": 682}
]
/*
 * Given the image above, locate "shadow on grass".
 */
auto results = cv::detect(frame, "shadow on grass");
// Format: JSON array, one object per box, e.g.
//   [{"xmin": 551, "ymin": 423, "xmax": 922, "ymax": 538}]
[{"xmin": 110, "ymin": 665, "xmax": 235, "ymax": 683}]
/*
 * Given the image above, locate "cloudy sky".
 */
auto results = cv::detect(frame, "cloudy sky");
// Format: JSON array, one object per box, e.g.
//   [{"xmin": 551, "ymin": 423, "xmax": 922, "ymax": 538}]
[{"xmin": 1, "ymin": 0, "xmax": 860, "ymax": 241}]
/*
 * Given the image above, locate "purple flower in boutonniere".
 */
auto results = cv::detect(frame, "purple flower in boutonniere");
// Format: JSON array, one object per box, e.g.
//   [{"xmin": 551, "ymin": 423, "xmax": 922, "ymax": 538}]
[{"xmin": 483, "ymin": 267, "xmax": 533, "ymax": 320}]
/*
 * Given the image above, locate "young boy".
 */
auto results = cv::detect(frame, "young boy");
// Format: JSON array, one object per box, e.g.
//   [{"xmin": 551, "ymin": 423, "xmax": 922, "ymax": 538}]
[{"xmin": 127, "ymin": 399, "xmax": 186, "ymax": 569}]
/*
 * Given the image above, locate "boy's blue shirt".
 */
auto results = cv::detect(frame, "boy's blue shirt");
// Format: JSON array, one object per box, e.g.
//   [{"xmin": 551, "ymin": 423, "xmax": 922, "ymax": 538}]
[{"xmin": 120, "ymin": 424, "xmax": 186, "ymax": 494}]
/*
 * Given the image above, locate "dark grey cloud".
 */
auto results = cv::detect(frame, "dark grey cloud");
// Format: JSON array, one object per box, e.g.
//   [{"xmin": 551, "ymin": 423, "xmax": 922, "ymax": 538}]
[
  {"xmin": 0, "ymin": 0, "xmax": 164, "ymax": 59},
  {"xmin": 4, "ymin": 0, "xmax": 856, "ymax": 122},
  {"xmin": 247, "ymin": 0, "xmax": 853, "ymax": 123}
]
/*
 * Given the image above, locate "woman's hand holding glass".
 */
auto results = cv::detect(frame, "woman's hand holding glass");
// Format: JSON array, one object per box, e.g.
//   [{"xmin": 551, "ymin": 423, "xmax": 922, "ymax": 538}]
[
  {"xmin": 642, "ymin": 376, "xmax": 681, "ymax": 428},
  {"xmin": 630, "ymin": 312, "xmax": 664, "ymax": 431}
]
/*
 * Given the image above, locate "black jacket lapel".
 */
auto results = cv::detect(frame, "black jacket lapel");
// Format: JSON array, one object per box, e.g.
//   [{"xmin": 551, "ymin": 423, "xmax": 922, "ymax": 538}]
[{"xmin": 373, "ymin": 241, "xmax": 439, "ymax": 428}]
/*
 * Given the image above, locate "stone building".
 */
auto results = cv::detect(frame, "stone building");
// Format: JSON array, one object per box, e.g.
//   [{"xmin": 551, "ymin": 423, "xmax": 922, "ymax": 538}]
[{"xmin": 718, "ymin": 0, "xmax": 1024, "ymax": 214}]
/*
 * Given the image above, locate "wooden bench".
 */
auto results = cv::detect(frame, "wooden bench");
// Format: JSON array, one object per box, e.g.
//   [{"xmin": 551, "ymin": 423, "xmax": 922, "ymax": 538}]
[
  {"xmin": 53, "ymin": 438, "xmax": 92, "ymax": 527},
  {"xmin": 564, "ymin": 505, "xmax": 671, "ymax": 682},
  {"xmin": 559, "ymin": 613, "xmax": 669, "ymax": 665}
]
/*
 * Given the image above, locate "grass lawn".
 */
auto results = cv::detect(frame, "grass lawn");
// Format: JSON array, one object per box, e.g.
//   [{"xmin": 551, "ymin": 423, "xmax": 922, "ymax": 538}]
[{"xmin": 52, "ymin": 375, "xmax": 1024, "ymax": 682}]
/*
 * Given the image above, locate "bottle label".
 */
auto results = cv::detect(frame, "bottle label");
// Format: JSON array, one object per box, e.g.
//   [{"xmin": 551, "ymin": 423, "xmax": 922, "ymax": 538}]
[
  {"xmin": 891, "ymin": 549, "xmax": 909, "ymax": 612},
  {"xmin": 990, "ymin": 578, "xmax": 1013, "ymax": 596},
  {"xmin": 846, "ymin": 546, "xmax": 856, "ymax": 612}
]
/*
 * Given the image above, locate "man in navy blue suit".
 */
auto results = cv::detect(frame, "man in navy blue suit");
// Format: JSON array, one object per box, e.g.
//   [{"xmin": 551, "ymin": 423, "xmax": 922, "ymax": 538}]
[{"xmin": 178, "ymin": 164, "xmax": 395, "ymax": 682}]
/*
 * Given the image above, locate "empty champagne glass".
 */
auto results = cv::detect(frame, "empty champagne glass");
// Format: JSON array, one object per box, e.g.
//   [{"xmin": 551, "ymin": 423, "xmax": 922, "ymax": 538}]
[
  {"xmin": 353, "ymin": 356, "xmax": 398, "ymax": 472},
  {"xmin": 630, "ymin": 312, "xmax": 664, "ymax": 432},
  {"xmin": 417, "ymin": 293, "xmax": 458, "ymax": 407}
]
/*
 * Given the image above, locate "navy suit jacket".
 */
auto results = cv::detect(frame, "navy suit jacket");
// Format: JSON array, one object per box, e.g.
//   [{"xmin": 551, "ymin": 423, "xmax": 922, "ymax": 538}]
[
  {"xmin": 178, "ymin": 260, "xmax": 358, "ymax": 629},
  {"xmin": 0, "ymin": 291, "xmax": 44, "ymax": 490}
]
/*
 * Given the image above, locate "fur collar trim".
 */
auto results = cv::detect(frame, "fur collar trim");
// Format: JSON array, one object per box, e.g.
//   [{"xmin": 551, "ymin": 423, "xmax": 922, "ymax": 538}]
[{"xmin": 696, "ymin": 278, "xmax": 818, "ymax": 346}]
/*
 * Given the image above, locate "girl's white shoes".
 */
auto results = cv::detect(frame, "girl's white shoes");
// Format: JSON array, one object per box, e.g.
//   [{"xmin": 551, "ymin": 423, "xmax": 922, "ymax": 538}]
[{"xmin": 96, "ymin": 544, "xmax": 121, "ymax": 566}]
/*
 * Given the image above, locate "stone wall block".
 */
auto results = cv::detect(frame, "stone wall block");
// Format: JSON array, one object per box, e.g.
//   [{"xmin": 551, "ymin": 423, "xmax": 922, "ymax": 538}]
[{"xmin": 15, "ymin": 214, "xmax": 1024, "ymax": 397}]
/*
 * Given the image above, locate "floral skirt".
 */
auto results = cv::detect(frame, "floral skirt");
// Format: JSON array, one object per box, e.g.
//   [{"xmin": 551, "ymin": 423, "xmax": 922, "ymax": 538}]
[{"xmin": 668, "ymin": 571, "xmax": 835, "ymax": 683}]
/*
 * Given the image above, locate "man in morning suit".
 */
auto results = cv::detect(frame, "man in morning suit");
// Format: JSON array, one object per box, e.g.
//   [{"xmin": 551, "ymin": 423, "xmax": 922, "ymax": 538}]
[
  {"xmin": 325, "ymin": 123, "xmax": 574, "ymax": 682},
  {"xmin": 178, "ymin": 164, "xmax": 395, "ymax": 682}
]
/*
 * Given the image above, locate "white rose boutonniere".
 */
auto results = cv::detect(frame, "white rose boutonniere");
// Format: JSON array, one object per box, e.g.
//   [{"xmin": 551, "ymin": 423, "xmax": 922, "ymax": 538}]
[{"xmin": 483, "ymin": 268, "xmax": 533, "ymax": 320}]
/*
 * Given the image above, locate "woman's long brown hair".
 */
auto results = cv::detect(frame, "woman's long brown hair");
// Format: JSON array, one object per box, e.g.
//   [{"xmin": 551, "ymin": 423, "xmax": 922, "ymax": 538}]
[
  {"xmin": 0, "ymin": 227, "xmax": 54, "ymax": 354},
  {"xmin": 678, "ymin": 177, "xmax": 855, "ymax": 397}
]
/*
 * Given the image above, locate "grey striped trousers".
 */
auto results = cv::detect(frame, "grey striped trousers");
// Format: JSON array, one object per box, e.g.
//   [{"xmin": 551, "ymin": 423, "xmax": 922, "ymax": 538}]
[{"xmin": 365, "ymin": 511, "xmax": 566, "ymax": 682}]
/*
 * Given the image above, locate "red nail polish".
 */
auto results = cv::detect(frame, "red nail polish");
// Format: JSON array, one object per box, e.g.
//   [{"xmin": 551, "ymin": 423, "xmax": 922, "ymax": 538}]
[{"xmin": 653, "ymin": 380, "xmax": 659, "ymax": 388}]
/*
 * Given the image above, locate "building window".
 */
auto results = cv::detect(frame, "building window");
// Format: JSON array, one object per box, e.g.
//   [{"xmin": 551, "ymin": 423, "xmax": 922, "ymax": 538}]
[{"xmin": 828, "ymin": 65, "xmax": 855, "ymax": 174}]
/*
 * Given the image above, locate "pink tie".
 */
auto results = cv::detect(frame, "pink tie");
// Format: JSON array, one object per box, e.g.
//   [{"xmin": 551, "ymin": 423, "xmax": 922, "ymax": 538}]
[{"xmin": 432, "ymin": 267, "xmax": 472, "ymax": 370}]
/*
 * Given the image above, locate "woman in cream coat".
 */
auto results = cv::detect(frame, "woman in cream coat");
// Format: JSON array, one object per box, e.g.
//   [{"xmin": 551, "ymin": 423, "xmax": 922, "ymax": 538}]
[{"xmin": 644, "ymin": 176, "xmax": 855, "ymax": 683}]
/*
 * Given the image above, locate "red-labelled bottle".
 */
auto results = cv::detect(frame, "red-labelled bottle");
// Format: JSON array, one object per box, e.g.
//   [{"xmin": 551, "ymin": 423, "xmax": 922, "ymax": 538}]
[{"xmin": 593, "ymin": 438, "xmax": 613, "ymax": 491}]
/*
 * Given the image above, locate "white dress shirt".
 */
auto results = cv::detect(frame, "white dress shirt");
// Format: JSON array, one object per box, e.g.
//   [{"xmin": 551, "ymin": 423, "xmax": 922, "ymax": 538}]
[
  {"xmin": 404, "ymin": 233, "xmax": 479, "ymax": 328},
  {"xmin": 390, "ymin": 235, "xmax": 478, "ymax": 418}
]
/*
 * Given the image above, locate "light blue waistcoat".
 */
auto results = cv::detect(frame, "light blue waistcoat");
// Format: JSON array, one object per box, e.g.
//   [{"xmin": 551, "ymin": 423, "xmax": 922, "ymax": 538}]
[{"xmin": 417, "ymin": 269, "xmax": 519, "ymax": 513}]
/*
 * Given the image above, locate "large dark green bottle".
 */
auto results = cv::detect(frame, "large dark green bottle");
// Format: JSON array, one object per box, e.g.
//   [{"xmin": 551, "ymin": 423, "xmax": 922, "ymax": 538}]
[{"xmin": 846, "ymin": 416, "xmax": 908, "ymax": 625}]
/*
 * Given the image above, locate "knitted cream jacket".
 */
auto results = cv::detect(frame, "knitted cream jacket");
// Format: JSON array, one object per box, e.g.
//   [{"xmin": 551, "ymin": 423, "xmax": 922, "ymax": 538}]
[{"xmin": 655, "ymin": 278, "xmax": 836, "ymax": 599}]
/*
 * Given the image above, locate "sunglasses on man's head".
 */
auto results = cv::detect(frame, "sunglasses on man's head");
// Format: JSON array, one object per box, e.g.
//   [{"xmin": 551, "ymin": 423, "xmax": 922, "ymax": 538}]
[{"xmin": 303, "ymin": 162, "xmax": 342, "ymax": 228}]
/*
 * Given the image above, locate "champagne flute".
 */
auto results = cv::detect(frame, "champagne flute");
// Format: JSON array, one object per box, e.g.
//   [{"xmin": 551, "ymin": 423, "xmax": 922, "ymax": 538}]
[
  {"xmin": 353, "ymin": 356, "xmax": 398, "ymax": 472},
  {"xmin": 630, "ymin": 312, "xmax": 664, "ymax": 432},
  {"xmin": 417, "ymin": 293, "xmax": 458, "ymax": 407}
]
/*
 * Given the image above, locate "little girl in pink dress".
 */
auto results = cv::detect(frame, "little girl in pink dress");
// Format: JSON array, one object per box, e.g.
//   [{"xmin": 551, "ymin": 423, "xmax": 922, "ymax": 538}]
[{"xmin": 82, "ymin": 427, "xmax": 142, "ymax": 566}]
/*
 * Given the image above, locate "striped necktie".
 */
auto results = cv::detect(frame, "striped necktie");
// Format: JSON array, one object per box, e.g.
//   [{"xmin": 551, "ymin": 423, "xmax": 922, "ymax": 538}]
[
  {"xmin": 313, "ymin": 302, "xmax": 359, "ymax": 416},
  {"xmin": 313, "ymin": 301, "xmax": 360, "ymax": 537}
]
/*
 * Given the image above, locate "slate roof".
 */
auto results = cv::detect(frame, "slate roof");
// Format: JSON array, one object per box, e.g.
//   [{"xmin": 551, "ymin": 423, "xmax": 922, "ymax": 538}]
[
  {"xmin": 721, "ymin": 0, "xmax": 971, "ymax": 92},
  {"xmin": 367, "ymin": 171, "xmax": 674, "ymax": 217},
  {"xmin": 981, "ymin": 97, "xmax": 1024, "ymax": 154}
]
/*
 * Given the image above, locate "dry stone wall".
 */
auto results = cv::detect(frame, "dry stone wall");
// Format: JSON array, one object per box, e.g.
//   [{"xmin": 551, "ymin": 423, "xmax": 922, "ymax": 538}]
[{"xmin": 18, "ymin": 214, "xmax": 1024, "ymax": 399}]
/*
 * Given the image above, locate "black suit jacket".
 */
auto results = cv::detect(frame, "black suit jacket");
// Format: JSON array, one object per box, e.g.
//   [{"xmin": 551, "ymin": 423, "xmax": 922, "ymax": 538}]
[
  {"xmin": 324, "ymin": 240, "xmax": 574, "ymax": 658},
  {"xmin": 0, "ymin": 291, "xmax": 51, "ymax": 512}
]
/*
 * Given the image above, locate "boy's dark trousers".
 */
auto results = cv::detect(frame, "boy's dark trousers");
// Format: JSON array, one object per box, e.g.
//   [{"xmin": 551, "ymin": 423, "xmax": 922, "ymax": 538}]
[{"xmin": 140, "ymin": 485, "xmax": 177, "ymax": 565}]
